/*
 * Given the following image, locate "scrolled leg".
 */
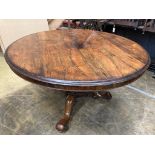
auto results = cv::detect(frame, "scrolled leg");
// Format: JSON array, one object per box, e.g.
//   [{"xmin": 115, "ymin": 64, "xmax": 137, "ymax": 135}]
[
  {"xmin": 55, "ymin": 90, "xmax": 112, "ymax": 132},
  {"xmin": 56, "ymin": 95, "xmax": 75, "ymax": 132}
]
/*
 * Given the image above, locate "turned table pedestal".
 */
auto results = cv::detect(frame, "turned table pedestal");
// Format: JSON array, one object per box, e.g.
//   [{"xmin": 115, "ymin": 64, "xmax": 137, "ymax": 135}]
[{"xmin": 5, "ymin": 29, "xmax": 150, "ymax": 132}]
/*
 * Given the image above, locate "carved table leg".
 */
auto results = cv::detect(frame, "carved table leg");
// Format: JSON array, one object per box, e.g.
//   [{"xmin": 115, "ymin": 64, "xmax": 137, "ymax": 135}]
[
  {"xmin": 55, "ymin": 91, "xmax": 112, "ymax": 132},
  {"xmin": 56, "ymin": 94, "xmax": 75, "ymax": 132}
]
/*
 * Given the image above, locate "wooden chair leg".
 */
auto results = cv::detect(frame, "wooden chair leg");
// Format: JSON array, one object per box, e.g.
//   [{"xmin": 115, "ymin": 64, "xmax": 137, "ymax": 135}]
[{"xmin": 56, "ymin": 94, "xmax": 75, "ymax": 132}]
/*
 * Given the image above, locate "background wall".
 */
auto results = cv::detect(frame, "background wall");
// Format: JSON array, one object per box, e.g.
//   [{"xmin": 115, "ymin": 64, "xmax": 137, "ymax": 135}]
[{"xmin": 0, "ymin": 19, "xmax": 49, "ymax": 53}]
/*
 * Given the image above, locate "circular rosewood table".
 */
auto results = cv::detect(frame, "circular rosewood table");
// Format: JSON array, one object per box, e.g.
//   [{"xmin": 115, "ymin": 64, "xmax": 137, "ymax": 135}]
[{"xmin": 5, "ymin": 29, "xmax": 150, "ymax": 132}]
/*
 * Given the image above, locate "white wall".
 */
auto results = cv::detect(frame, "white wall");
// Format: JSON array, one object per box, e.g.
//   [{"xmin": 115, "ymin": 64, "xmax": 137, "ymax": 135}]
[{"xmin": 0, "ymin": 19, "xmax": 49, "ymax": 53}]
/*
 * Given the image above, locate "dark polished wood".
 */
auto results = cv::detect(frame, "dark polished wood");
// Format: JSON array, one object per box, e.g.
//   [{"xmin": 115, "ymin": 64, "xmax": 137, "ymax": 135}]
[
  {"xmin": 5, "ymin": 29, "xmax": 150, "ymax": 91},
  {"xmin": 4, "ymin": 29, "xmax": 150, "ymax": 132}
]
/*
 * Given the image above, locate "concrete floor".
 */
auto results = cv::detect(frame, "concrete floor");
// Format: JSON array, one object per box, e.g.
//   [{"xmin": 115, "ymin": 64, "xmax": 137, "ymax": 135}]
[{"xmin": 0, "ymin": 52, "xmax": 155, "ymax": 135}]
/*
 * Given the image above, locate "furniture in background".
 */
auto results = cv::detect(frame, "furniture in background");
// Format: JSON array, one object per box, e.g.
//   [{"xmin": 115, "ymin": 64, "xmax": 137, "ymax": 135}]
[{"xmin": 62, "ymin": 19, "xmax": 155, "ymax": 33}]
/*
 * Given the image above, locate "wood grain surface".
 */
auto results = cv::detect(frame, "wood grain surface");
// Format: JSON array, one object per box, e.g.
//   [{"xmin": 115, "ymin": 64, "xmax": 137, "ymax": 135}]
[{"xmin": 5, "ymin": 29, "xmax": 150, "ymax": 91}]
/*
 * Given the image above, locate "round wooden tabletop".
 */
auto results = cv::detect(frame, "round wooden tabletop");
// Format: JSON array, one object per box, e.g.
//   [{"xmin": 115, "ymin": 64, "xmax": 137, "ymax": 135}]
[{"xmin": 5, "ymin": 29, "xmax": 150, "ymax": 91}]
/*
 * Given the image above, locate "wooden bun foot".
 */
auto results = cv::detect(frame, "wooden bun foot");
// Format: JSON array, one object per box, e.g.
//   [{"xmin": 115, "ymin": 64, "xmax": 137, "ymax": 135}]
[
  {"xmin": 56, "ymin": 117, "xmax": 69, "ymax": 132},
  {"xmin": 102, "ymin": 91, "xmax": 112, "ymax": 100},
  {"xmin": 93, "ymin": 91, "xmax": 112, "ymax": 100}
]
